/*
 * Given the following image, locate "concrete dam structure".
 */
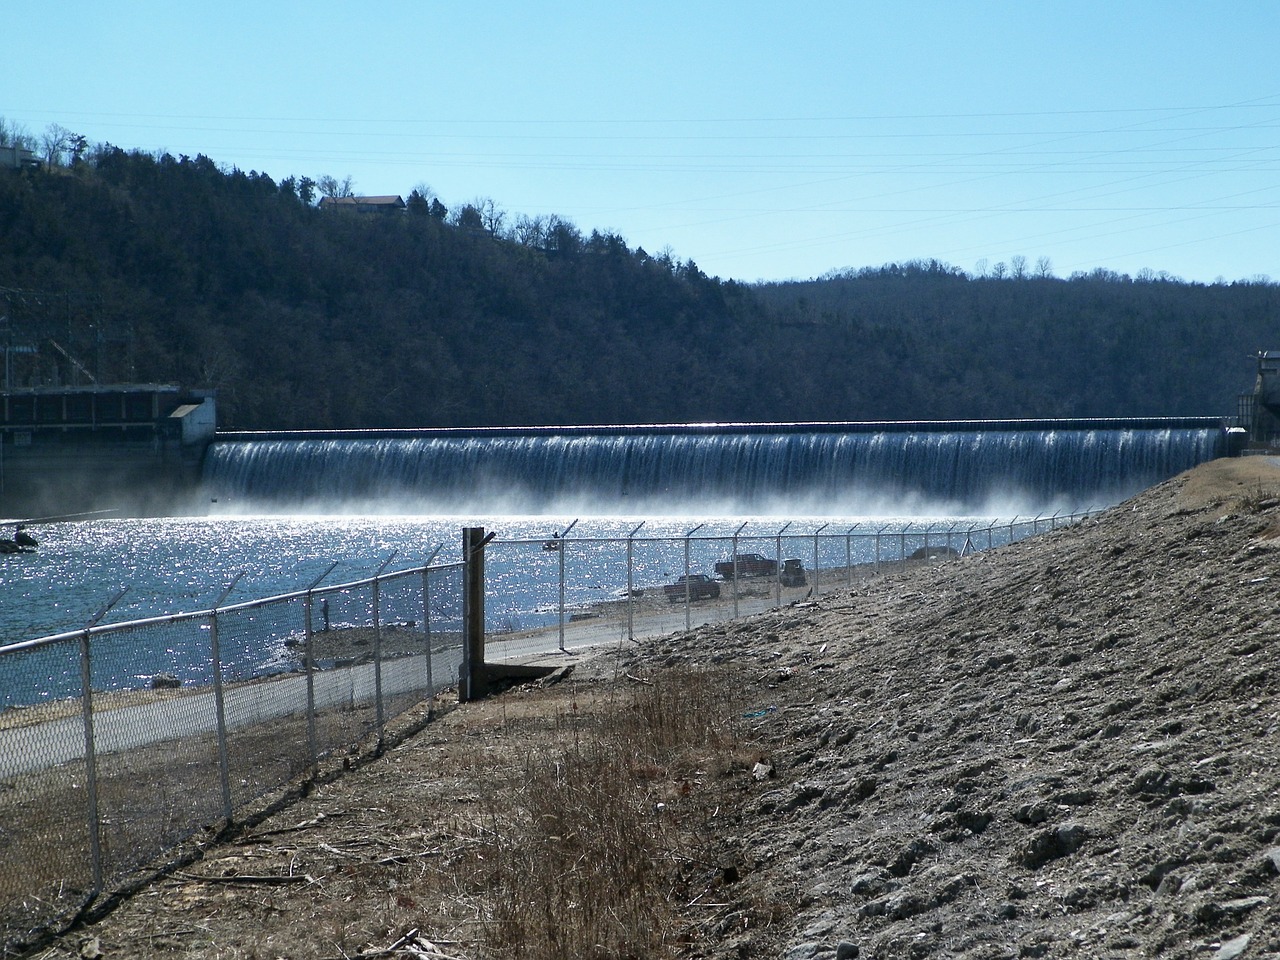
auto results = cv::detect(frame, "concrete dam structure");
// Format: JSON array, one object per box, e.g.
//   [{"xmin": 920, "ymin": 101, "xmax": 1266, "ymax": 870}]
[
  {"xmin": 0, "ymin": 384, "xmax": 215, "ymax": 519},
  {"xmin": 205, "ymin": 418, "xmax": 1229, "ymax": 515},
  {"xmin": 0, "ymin": 394, "xmax": 1235, "ymax": 520}
]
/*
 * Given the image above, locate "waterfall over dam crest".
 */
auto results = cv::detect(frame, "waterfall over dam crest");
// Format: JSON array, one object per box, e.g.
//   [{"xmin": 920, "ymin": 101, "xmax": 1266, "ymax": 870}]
[{"xmin": 201, "ymin": 419, "xmax": 1227, "ymax": 515}]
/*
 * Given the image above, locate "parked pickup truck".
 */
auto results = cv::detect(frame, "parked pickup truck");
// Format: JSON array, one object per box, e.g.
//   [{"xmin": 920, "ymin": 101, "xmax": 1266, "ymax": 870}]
[
  {"xmin": 713, "ymin": 553, "xmax": 778, "ymax": 579},
  {"xmin": 663, "ymin": 574, "xmax": 722, "ymax": 602}
]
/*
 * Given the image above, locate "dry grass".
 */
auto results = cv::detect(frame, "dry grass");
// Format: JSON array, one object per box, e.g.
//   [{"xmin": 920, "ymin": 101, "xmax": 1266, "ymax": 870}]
[
  {"xmin": 450, "ymin": 668, "xmax": 753, "ymax": 959},
  {"xmin": 15, "ymin": 662, "xmax": 773, "ymax": 960}
]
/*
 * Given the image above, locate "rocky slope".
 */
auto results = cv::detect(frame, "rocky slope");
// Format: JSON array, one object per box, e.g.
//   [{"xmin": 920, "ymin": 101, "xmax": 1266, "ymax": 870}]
[{"xmin": 631, "ymin": 455, "xmax": 1280, "ymax": 958}]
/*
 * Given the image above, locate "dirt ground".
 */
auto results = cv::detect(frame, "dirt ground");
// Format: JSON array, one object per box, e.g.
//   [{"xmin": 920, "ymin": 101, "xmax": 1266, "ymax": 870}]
[{"xmin": 17, "ymin": 455, "xmax": 1280, "ymax": 959}]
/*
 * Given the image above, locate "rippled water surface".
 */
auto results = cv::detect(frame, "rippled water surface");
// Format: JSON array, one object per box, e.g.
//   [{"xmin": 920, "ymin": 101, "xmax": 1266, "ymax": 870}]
[{"xmin": 0, "ymin": 512, "xmax": 1010, "ymax": 644}]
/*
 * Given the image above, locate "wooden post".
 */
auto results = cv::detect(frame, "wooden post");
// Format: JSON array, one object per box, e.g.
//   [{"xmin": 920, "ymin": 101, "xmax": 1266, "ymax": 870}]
[{"xmin": 460, "ymin": 527, "xmax": 489, "ymax": 702}]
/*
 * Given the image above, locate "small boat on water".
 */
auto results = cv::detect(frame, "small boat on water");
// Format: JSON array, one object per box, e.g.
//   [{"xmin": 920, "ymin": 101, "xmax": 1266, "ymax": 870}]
[
  {"xmin": 1, "ymin": 524, "xmax": 36, "ymax": 554},
  {"xmin": 0, "ymin": 509, "xmax": 113, "ymax": 557}
]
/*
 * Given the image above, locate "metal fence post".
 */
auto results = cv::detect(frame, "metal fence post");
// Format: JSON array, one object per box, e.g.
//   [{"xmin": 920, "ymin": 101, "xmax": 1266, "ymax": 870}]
[
  {"xmin": 731, "ymin": 521, "xmax": 747, "ymax": 619},
  {"xmin": 683, "ymin": 523, "xmax": 704, "ymax": 632},
  {"xmin": 304, "ymin": 562, "xmax": 338, "ymax": 775},
  {"xmin": 78, "ymin": 628, "xmax": 104, "ymax": 894},
  {"xmin": 78, "ymin": 588, "xmax": 127, "ymax": 895},
  {"xmin": 845, "ymin": 524, "xmax": 857, "ymax": 589},
  {"xmin": 774, "ymin": 522, "xmax": 790, "ymax": 607},
  {"xmin": 210, "ymin": 572, "xmax": 244, "ymax": 822},
  {"xmin": 626, "ymin": 521, "xmax": 643, "ymax": 640},
  {"xmin": 557, "ymin": 519, "xmax": 578, "ymax": 652},
  {"xmin": 421, "ymin": 544, "xmax": 443, "ymax": 716},
  {"xmin": 371, "ymin": 551, "xmax": 397, "ymax": 753},
  {"xmin": 813, "ymin": 523, "xmax": 828, "ymax": 597}
]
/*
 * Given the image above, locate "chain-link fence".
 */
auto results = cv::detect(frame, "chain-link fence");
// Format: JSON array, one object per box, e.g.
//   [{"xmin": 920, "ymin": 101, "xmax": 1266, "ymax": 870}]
[
  {"xmin": 0, "ymin": 511, "xmax": 1092, "ymax": 948},
  {"xmin": 0, "ymin": 559, "xmax": 464, "ymax": 950},
  {"xmin": 480, "ymin": 512, "xmax": 1098, "ymax": 657}
]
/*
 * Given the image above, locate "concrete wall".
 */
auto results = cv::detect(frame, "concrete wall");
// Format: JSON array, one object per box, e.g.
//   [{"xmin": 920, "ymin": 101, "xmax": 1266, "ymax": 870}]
[{"xmin": 0, "ymin": 387, "xmax": 215, "ymax": 519}]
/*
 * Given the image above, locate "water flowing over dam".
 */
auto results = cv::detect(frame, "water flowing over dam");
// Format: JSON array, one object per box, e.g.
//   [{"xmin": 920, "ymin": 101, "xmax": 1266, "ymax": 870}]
[{"xmin": 201, "ymin": 419, "xmax": 1227, "ymax": 515}]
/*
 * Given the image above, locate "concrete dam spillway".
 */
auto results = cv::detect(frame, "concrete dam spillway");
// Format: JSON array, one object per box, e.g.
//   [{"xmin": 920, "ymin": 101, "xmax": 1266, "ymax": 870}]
[{"xmin": 201, "ymin": 419, "xmax": 1229, "ymax": 515}]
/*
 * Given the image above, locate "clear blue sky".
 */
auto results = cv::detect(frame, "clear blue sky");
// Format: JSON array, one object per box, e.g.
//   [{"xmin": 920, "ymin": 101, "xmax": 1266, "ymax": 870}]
[{"xmin": 5, "ymin": 1, "xmax": 1278, "ymax": 283}]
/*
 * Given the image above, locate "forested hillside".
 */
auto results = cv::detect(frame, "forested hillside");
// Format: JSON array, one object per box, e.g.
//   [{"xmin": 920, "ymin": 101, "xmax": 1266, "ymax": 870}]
[{"xmin": 0, "ymin": 146, "xmax": 1273, "ymax": 429}]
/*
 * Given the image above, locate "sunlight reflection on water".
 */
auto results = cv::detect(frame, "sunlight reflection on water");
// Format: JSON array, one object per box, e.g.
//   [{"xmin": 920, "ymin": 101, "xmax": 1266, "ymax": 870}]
[{"xmin": 0, "ymin": 512, "xmax": 1007, "ymax": 643}]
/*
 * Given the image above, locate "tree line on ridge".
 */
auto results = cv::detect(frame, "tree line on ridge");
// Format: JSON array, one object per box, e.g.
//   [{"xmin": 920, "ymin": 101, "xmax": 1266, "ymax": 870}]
[{"xmin": 0, "ymin": 129, "xmax": 1273, "ymax": 430}]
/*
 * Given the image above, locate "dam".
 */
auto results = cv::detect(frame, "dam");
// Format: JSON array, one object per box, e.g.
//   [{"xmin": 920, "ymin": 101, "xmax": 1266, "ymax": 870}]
[
  {"xmin": 0, "ymin": 383, "xmax": 1232, "ymax": 519},
  {"xmin": 203, "ymin": 418, "xmax": 1229, "ymax": 515}
]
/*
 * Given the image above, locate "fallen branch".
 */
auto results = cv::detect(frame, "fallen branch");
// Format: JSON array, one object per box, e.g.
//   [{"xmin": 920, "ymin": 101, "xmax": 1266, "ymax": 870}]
[
  {"xmin": 236, "ymin": 812, "xmax": 336, "ymax": 842},
  {"xmin": 350, "ymin": 927, "xmax": 468, "ymax": 960},
  {"xmin": 175, "ymin": 871, "xmax": 316, "ymax": 886},
  {"xmin": 375, "ymin": 848, "xmax": 444, "ymax": 866}
]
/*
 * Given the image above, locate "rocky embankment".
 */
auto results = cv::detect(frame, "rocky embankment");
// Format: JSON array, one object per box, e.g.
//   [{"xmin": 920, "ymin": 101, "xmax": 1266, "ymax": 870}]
[{"xmin": 632, "ymin": 456, "xmax": 1280, "ymax": 959}]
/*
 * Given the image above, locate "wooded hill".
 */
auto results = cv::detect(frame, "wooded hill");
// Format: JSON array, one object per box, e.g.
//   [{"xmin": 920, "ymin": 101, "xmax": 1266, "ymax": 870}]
[{"xmin": 0, "ymin": 146, "xmax": 1273, "ymax": 430}]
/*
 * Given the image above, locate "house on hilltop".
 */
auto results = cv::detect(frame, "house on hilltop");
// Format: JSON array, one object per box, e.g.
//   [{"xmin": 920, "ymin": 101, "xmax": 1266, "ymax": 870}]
[
  {"xmin": 0, "ymin": 144, "xmax": 41, "ymax": 171},
  {"xmin": 317, "ymin": 195, "xmax": 406, "ymax": 214}
]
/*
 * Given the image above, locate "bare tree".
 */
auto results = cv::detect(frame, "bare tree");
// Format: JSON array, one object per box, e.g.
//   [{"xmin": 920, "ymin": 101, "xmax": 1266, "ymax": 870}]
[
  {"xmin": 317, "ymin": 175, "xmax": 355, "ymax": 199},
  {"xmin": 0, "ymin": 116, "xmax": 32, "ymax": 148},
  {"xmin": 40, "ymin": 123, "xmax": 74, "ymax": 166},
  {"xmin": 1010, "ymin": 255, "xmax": 1027, "ymax": 280},
  {"xmin": 512, "ymin": 213, "xmax": 548, "ymax": 247},
  {"xmin": 473, "ymin": 197, "xmax": 506, "ymax": 236},
  {"xmin": 1035, "ymin": 256, "xmax": 1053, "ymax": 279},
  {"xmin": 973, "ymin": 258, "xmax": 989, "ymax": 278}
]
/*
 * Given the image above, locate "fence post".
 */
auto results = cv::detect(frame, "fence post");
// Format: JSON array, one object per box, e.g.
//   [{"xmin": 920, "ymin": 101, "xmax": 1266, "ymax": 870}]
[
  {"xmin": 210, "ymin": 572, "xmax": 244, "ymax": 822},
  {"xmin": 461, "ymin": 527, "xmax": 494, "ymax": 702},
  {"xmin": 683, "ymin": 523, "xmax": 704, "ymax": 632},
  {"xmin": 774, "ymin": 522, "xmax": 790, "ymax": 607},
  {"xmin": 371, "ymin": 551, "xmax": 397, "ymax": 753},
  {"xmin": 421, "ymin": 544, "xmax": 443, "ymax": 717},
  {"xmin": 304, "ymin": 562, "xmax": 338, "ymax": 776},
  {"xmin": 627, "ymin": 521, "xmax": 644, "ymax": 640},
  {"xmin": 78, "ymin": 588, "xmax": 127, "ymax": 895},
  {"xmin": 731, "ymin": 521, "xmax": 747, "ymax": 620},
  {"xmin": 78, "ymin": 629, "xmax": 104, "ymax": 894},
  {"xmin": 813, "ymin": 523, "xmax": 828, "ymax": 597},
  {"xmin": 556, "ymin": 519, "xmax": 579, "ymax": 653},
  {"xmin": 845, "ymin": 524, "xmax": 857, "ymax": 589}
]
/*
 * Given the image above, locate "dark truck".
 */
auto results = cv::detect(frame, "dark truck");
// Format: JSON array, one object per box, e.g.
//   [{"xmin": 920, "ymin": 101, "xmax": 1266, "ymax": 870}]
[
  {"xmin": 713, "ymin": 553, "xmax": 778, "ymax": 579},
  {"xmin": 663, "ymin": 574, "xmax": 721, "ymax": 602}
]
